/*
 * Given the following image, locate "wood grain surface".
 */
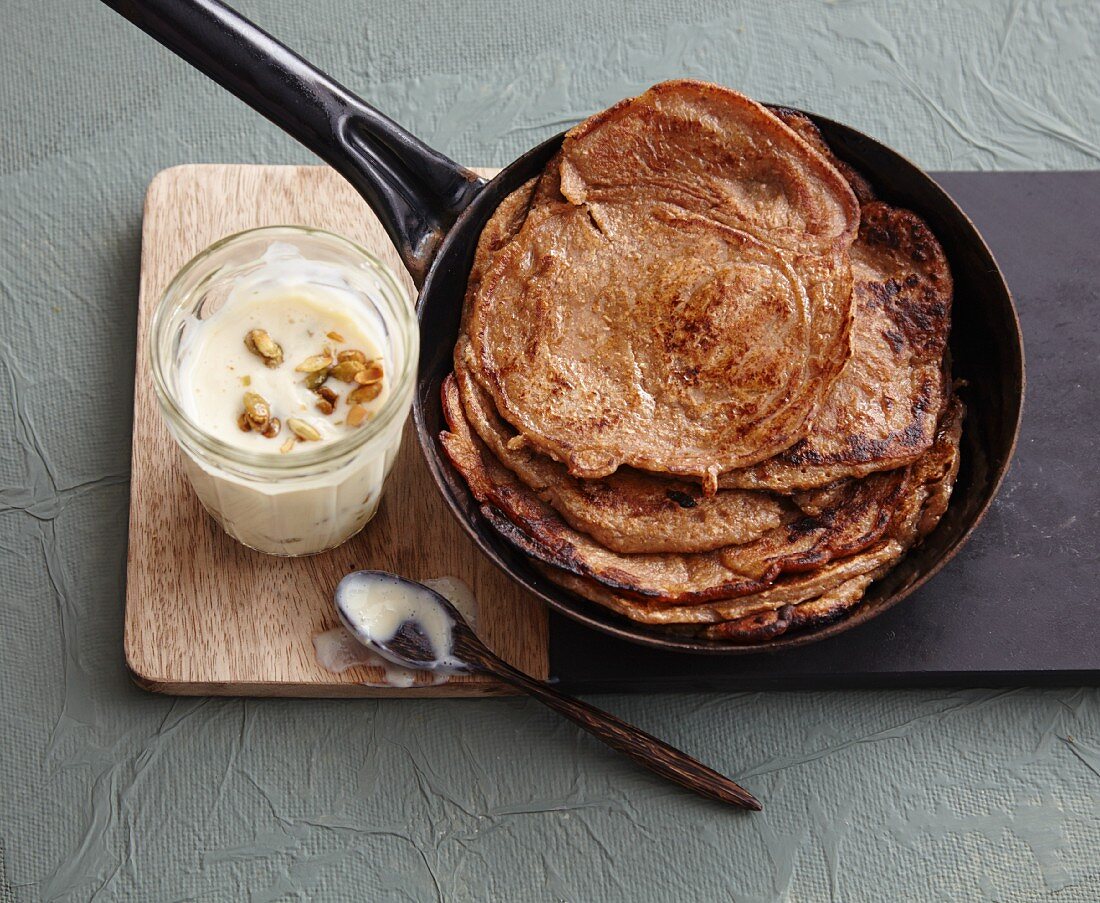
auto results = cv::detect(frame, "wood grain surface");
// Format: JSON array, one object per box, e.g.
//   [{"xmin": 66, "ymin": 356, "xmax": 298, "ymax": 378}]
[{"xmin": 125, "ymin": 164, "xmax": 547, "ymax": 696}]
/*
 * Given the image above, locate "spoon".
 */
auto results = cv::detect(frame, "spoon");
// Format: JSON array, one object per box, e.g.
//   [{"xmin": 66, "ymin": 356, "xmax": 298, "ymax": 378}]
[{"xmin": 335, "ymin": 571, "xmax": 761, "ymax": 810}]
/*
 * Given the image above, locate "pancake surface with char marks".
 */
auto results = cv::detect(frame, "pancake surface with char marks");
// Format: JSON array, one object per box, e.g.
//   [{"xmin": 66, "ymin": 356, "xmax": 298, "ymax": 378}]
[
  {"xmin": 453, "ymin": 351, "xmax": 795, "ymax": 554},
  {"xmin": 712, "ymin": 109, "xmax": 953, "ymax": 491},
  {"xmin": 539, "ymin": 397, "xmax": 963, "ymax": 636},
  {"xmin": 718, "ymin": 199, "xmax": 953, "ymax": 490},
  {"xmin": 440, "ymin": 375, "xmax": 910, "ymax": 606},
  {"xmin": 463, "ymin": 79, "xmax": 860, "ymax": 486}
]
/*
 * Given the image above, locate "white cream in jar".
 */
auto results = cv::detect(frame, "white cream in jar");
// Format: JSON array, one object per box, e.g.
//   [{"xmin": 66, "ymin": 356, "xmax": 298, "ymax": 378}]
[
  {"xmin": 151, "ymin": 228, "xmax": 417, "ymax": 557},
  {"xmin": 176, "ymin": 275, "xmax": 390, "ymax": 450}
]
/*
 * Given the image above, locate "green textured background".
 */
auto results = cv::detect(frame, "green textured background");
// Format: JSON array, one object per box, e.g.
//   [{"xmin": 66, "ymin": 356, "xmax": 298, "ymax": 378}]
[{"xmin": 3, "ymin": 1, "xmax": 1099, "ymax": 900}]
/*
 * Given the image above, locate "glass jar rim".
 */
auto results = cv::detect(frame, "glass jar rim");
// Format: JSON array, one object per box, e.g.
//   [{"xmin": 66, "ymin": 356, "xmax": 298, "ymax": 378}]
[{"xmin": 149, "ymin": 224, "xmax": 418, "ymax": 474}]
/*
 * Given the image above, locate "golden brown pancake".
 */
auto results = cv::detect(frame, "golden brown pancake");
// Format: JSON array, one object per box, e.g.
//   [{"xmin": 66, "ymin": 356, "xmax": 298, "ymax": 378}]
[
  {"xmin": 555, "ymin": 82, "xmax": 859, "ymax": 254},
  {"xmin": 699, "ymin": 573, "xmax": 879, "ymax": 642},
  {"xmin": 771, "ymin": 108, "xmax": 875, "ymax": 205},
  {"xmin": 701, "ymin": 396, "xmax": 963, "ymax": 640},
  {"xmin": 718, "ymin": 199, "xmax": 953, "ymax": 490},
  {"xmin": 657, "ymin": 108, "xmax": 953, "ymax": 493},
  {"xmin": 453, "ymin": 354, "xmax": 793, "ymax": 554},
  {"xmin": 463, "ymin": 80, "xmax": 860, "ymax": 486},
  {"xmin": 538, "ymin": 397, "xmax": 963, "ymax": 635},
  {"xmin": 537, "ymin": 544, "xmax": 899, "ymax": 626},
  {"xmin": 462, "ymin": 103, "xmax": 950, "ymax": 496},
  {"xmin": 440, "ymin": 375, "xmax": 909, "ymax": 605}
]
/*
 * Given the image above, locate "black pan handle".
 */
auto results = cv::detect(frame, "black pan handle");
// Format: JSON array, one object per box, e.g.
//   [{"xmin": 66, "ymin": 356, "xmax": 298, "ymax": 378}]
[{"xmin": 100, "ymin": 0, "xmax": 484, "ymax": 286}]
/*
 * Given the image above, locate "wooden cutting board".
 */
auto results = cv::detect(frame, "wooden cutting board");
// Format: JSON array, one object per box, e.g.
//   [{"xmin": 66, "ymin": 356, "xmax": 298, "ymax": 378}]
[
  {"xmin": 127, "ymin": 169, "xmax": 1099, "ymax": 694},
  {"xmin": 125, "ymin": 163, "xmax": 548, "ymax": 697}
]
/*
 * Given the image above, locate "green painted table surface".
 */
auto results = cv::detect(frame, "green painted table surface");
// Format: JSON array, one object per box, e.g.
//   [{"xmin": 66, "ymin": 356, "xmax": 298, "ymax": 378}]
[{"xmin": 3, "ymin": 1, "xmax": 1099, "ymax": 900}]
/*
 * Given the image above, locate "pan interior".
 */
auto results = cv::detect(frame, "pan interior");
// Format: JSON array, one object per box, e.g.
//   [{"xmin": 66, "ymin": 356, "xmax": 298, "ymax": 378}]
[{"xmin": 413, "ymin": 115, "xmax": 1023, "ymax": 655}]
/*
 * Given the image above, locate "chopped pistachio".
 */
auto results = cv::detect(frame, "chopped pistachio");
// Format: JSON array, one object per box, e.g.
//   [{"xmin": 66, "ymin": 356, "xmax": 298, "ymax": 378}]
[
  {"xmin": 287, "ymin": 417, "xmax": 322, "ymax": 441},
  {"xmin": 304, "ymin": 366, "xmax": 331, "ymax": 391},
  {"xmin": 355, "ymin": 360, "xmax": 384, "ymax": 385},
  {"xmin": 348, "ymin": 382, "xmax": 382, "ymax": 405},
  {"xmin": 330, "ymin": 360, "xmax": 365, "ymax": 383},
  {"xmin": 243, "ymin": 391, "xmax": 270, "ymax": 427},
  {"xmin": 244, "ymin": 329, "xmax": 283, "ymax": 367},
  {"xmin": 303, "ymin": 367, "xmax": 327, "ymax": 391},
  {"xmin": 294, "ymin": 353, "xmax": 333, "ymax": 373}
]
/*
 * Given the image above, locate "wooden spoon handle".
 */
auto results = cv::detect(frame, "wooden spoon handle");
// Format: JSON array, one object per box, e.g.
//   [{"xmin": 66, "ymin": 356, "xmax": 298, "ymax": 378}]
[{"xmin": 486, "ymin": 659, "xmax": 761, "ymax": 810}]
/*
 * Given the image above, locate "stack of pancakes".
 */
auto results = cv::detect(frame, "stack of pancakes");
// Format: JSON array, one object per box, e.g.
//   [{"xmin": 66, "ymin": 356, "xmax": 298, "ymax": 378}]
[{"xmin": 441, "ymin": 80, "xmax": 962, "ymax": 642}]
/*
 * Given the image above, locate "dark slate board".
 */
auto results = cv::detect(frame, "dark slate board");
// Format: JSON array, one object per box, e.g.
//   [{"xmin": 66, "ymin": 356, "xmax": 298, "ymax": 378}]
[{"xmin": 549, "ymin": 171, "xmax": 1100, "ymax": 692}]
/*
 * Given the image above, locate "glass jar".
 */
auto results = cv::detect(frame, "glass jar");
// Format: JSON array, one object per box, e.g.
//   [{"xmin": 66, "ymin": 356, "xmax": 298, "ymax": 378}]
[{"xmin": 149, "ymin": 226, "xmax": 417, "ymax": 556}]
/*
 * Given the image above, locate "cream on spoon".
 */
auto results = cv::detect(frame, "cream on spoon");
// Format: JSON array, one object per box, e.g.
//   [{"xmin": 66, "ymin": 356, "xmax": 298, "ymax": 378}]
[{"xmin": 334, "ymin": 571, "xmax": 466, "ymax": 676}]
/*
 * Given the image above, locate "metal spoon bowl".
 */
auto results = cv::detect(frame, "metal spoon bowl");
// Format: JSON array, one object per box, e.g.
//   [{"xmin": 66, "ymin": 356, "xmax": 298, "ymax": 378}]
[{"xmin": 336, "ymin": 571, "xmax": 761, "ymax": 810}]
